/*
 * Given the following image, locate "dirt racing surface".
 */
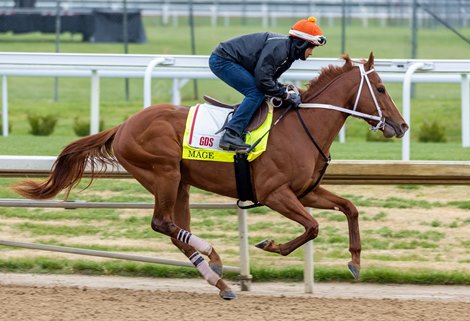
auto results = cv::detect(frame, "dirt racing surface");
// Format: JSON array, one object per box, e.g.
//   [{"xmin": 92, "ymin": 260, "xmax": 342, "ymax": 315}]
[{"xmin": 1, "ymin": 273, "xmax": 469, "ymax": 321}]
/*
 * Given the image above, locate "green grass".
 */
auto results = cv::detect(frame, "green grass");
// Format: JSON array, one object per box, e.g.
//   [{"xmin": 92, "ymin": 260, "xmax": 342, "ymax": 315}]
[
  {"xmin": 0, "ymin": 207, "xmax": 121, "ymax": 221},
  {"xmin": 1, "ymin": 16, "xmax": 469, "ymax": 59},
  {"xmin": 16, "ymin": 222, "xmax": 104, "ymax": 237},
  {"xmin": 0, "ymin": 256, "xmax": 468, "ymax": 285},
  {"xmin": 448, "ymin": 201, "xmax": 470, "ymax": 209},
  {"xmin": 342, "ymin": 195, "xmax": 443, "ymax": 208}
]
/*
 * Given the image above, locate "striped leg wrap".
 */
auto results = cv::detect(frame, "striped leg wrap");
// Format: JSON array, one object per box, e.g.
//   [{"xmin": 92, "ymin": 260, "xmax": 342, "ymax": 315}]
[
  {"xmin": 189, "ymin": 251, "xmax": 205, "ymax": 267},
  {"xmin": 177, "ymin": 229, "xmax": 213, "ymax": 255},
  {"xmin": 177, "ymin": 229, "xmax": 192, "ymax": 243},
  {"xmin": 189, "ymin": 252, "xmax": 220, "ymax": 286}
]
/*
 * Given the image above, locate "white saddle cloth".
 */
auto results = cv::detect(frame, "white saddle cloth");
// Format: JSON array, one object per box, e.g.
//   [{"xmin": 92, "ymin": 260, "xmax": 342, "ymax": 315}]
[{"xmin": 187, "ymin": 103, "xmax": 232, "ymax": 150}]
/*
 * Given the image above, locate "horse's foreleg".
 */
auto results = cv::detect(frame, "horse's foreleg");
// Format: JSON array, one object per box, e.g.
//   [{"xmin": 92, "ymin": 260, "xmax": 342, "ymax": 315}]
[
  {"xmin": 164, "ymin": 182, "xmax": 236, "ymax": 300},
  {"xmin": 260, "ymin": 185, "xmax": 319, "ymax": 256},
  {"xmin": 301, "ymin": 186, "xmax": 361, "ymax": 279}
]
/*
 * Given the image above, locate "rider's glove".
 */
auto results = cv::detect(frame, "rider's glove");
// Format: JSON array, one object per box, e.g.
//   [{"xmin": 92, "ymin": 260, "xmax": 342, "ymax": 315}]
[
  {"xmin": 285, "ymin": 92, "xmax": 301, "ymax": 108},
  {"xmin": 286, "ymin": 84, "xmax": 297, "ymax": 92}
]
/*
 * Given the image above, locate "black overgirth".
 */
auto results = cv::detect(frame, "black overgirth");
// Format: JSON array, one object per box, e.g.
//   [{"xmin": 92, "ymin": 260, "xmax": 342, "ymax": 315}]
[{"xmin": 235, "ymin": 103, "xmax": 295, "ymax": 209}]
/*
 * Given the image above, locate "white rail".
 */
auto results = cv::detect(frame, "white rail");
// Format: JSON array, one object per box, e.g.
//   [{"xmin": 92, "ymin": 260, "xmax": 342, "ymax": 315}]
[{"xmin": 0, "ymin": 239, "xmax": 240, "ymax": 274}]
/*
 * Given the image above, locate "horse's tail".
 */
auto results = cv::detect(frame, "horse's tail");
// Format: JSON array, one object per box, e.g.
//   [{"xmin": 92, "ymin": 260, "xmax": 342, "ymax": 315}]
[{"xmin": 14, "ymin": 126, "xmax": 121, "ymax": 200}]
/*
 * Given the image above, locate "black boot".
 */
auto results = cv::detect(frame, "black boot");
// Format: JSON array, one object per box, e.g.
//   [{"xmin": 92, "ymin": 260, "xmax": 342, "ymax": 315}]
[{"xmin": 219, "ymin": 129, "xmax": 250, "ymax": 151}]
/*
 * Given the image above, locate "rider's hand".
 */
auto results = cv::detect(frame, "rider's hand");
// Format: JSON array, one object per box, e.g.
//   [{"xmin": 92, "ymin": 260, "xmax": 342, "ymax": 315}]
[
  {"xmin": 284, "ymin": 92, "xmax": 301, "ymax": 108},
  {"xmin": 286, "ymin": 84, "xmax": 297, "ymax": 92}
]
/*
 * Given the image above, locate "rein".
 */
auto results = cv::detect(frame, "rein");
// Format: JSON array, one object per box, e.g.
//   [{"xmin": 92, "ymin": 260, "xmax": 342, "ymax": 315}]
[
  {"xmin": 299, "ymin": 64, "xmax": 386, "ymax": 131},
  {"xmin": 245, "ymin": 103, "xmax": 294, "ymax": 154},
  {"xmin": 294, "ymin": 108, "xmax": 331, "ymax": 199}
]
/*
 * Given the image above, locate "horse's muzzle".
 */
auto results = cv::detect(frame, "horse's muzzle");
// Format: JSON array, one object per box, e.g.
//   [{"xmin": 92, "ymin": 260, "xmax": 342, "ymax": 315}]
[{"xmin": 383, "ymin": 120, "xmax": 409, "ymax": 138}]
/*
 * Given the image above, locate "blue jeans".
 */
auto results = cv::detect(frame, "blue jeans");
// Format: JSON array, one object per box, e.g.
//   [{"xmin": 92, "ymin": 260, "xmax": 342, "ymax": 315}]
[{"xmin": 209, "ymin": 53, "xmax": 265, "ymax": 135}]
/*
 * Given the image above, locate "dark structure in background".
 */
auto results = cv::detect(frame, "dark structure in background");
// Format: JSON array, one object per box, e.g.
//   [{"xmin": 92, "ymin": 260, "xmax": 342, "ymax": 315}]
[
  {"xmin": 0, "ymin": 3, "xmax": 146, "ymax": 43},
  {"xmin": 92, "ymin": 10, "xmax": 146, "ymax": 43},
  {"xmin": 14, "ymin": 0, "xmax": 36, "ymax": 8}
]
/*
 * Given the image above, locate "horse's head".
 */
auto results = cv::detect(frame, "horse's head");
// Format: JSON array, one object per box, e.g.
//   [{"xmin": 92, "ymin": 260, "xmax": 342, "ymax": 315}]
[
  {"xmin": 351, "ymin": 52, "xmax": 409, "ymax": 138},
  {"xmin": 302, "ymin": 52, "xmax": 408, "ymax": 138}
]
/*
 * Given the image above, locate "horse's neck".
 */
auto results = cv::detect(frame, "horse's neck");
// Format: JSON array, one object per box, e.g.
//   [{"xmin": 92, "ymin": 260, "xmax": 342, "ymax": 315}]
[
  {"xmin": 300, "ymin": 107, "xmax": 347, "ymax": 153},
  {"xmin": 304, "ymin": 85, "xmax": 353, "ymax": 151}
]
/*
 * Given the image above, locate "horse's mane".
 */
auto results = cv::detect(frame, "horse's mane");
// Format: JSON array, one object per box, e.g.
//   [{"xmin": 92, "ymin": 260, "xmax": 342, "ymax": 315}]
[{"xmin": 303, "ymin": 54, "xmax": 356, "ymax": 99}]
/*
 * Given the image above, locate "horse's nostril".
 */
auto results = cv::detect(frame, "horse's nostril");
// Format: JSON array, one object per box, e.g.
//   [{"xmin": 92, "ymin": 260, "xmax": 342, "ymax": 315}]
[{"xmin": 401, "ymin": 123, "xmax": 409, "ymax": 133}]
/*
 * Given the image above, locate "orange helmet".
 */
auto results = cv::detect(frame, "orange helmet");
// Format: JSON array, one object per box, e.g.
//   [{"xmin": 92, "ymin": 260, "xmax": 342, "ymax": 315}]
[{"xmin": 289, "ymin": 16, "xmax": 327, "ymax": 46}]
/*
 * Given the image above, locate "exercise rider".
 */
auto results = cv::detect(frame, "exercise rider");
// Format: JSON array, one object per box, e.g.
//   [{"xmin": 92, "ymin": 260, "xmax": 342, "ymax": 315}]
[{"xmin": 208, "ymin": 16, "xmax": 327, "ymax": 151}]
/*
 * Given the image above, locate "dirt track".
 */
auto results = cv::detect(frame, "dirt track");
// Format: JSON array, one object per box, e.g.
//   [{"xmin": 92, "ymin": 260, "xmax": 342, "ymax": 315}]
[{"xmin": 1, "ymin": 273, "xmax": 469, "ymax": 321}]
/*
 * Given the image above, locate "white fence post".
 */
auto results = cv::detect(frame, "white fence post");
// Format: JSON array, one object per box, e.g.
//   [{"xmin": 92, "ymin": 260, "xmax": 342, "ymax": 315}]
[
  {"xmin": 261, "ymin": 4, "xmax": 268, "ymax": 28},
  {"xmin": 1, "ymin": 75, "xmax": 8, "ymax": 137},
  {"xmin": 237, "ymin": 206, "xmax": 252, "ymax": 291},
  {"xmin": 339, "ymin": 126, "xmax": 346, "ymax": 143},
  {"xmin": 304, "ymin": 240, "xmax": 314, "ymax": 293},
  {"xmin": 303, "ymin": 208, "xmax": 314, "ymax": 293},
  {"xmin": 461, "ymin": 74, "xmax": 470, "ymax": 147},
  {"xmin": 162, "ymin": 4, "xmax": 169, "ymax": 26},
  {"xmin": 143, "ymin": 58, "xmax": 168, "ymax": 108},
  {"xmin": 402, "ymin": 62, "xmax": 426, "ymax": 161},
  {"xmin": 172, "ymin": 79, "xmax": 181, "ymax": 105},
  {"xmin": 210, "ymin": 5, "xmax": 218, "ymax": 27},
  {"xmin": 90, "ymin": 70, "xmax": 100, "ymax": 135}
]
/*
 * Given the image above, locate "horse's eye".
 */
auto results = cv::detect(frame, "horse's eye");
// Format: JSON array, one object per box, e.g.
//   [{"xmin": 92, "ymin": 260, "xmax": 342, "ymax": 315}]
[{"xmin": 377, "ymin": 87, "xmax": 385, "ymax": 94}]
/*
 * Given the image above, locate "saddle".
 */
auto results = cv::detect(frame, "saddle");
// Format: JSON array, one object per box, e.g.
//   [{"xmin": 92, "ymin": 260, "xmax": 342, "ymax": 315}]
[{"xmin": 203, "ymin": 95, "xmax": 269, "ymax": 132}]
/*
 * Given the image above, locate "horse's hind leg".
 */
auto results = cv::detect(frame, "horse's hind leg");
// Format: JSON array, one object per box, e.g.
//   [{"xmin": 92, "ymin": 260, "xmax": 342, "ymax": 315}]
[
  {"xmin": 170, "ymin": 182, "xmax": 236, "ymax": 300},
  {"xmin": 115, "ymin": 157, "xmax": 235, "ymax": 299},
  {"xmin": 301, "ymin": 186, "xmax": 361, "ymax": 279}
]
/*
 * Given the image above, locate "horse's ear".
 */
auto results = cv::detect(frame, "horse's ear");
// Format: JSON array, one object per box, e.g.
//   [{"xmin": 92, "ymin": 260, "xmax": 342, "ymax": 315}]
[
  {"xmin": 341, "ymin": 53, "xmax": 352, "ymax": 68},
  {"xmin": 365, "ymin": 52, "xmax": 375, "ymax": 70}
]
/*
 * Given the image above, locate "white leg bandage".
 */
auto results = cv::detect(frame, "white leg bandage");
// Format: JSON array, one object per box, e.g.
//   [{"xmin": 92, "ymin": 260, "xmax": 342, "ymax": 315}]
[
  {"xmin": 177, "ymin": 229, "xmax": 213, "ymax": 255},
  {"xmin": 189, "ymin": 252, "xmax": 221, "ymax": 286}
]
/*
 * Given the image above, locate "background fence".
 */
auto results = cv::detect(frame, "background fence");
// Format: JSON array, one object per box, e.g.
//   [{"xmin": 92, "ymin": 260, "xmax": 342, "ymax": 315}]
[{"xmin": 1, "ymin": 1, "xmax": 469, "ymax": 57}]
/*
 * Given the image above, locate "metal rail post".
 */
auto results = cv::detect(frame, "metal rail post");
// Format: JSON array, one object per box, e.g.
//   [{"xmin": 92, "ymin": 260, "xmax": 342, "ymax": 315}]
[
  {"xmin": 237, "ymin": 206, "xmax": 252, "ymax": 291},
  {"xmin": 303, "ymin": 208, "xmax": 314, "ymax": 293}
]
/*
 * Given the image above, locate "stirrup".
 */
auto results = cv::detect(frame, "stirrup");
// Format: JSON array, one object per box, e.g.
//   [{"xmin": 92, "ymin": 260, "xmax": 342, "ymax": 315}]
[{"xmin": 219, "ymin": 142, "xmax": 250, "ymax": 152}]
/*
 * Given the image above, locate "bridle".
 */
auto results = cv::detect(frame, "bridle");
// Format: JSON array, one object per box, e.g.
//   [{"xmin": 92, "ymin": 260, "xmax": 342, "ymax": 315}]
[
  {"xmin": 293, "ymin": 63, "xmax": 387, "ymax": 199},
  {"xmin": 299, "ymin": 63, "xmax": 386, "ymax": 131},
  {"xmin": 249, "ymin": 63, "xmax": 388, "ymax": 202}
]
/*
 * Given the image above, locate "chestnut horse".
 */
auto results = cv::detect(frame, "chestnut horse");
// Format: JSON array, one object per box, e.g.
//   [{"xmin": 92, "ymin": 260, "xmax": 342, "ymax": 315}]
[{"xmin": 14, "ymin": 53, "xmax": 408, "ymax": 300}]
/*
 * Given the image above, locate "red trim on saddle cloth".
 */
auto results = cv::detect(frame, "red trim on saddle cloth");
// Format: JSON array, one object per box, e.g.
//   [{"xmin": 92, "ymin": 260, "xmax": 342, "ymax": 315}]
[{"xmin": 188, "ymin": 104, "xmax": 200, "ymax": 145}]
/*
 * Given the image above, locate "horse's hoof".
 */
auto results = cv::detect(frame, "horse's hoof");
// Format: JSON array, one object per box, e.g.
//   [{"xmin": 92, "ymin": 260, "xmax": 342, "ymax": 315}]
[
  {"xmin": 255, "ymin": 239, "xmax": 270, "ymax": 250},
  {"xmin": 209, "ymin": 263, "xmax": 223, "ymax": 278},
  {"xmin": 219, "ymin": 289, "xmax": 237, "ymax": 300},
  {"xmin": 348, "ymin": 261, "xmax": 361, "ymax": 280}
]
